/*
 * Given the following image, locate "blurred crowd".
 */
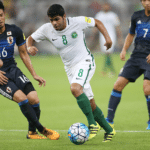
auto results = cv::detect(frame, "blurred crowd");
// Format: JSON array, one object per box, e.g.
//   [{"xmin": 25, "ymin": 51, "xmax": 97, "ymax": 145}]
[{"xmin": 3, "ymin": 0, "xmax": 142, "ymax": 54}]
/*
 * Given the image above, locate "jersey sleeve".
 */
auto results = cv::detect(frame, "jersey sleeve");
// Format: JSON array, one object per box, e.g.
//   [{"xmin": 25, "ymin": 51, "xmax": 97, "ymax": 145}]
[
  {"xmin": 75, "ymin": 16, "xmax": 95, "ymax": 29},
  {"xmin": 129, "ymin": 13, "xmax": 136, "ymax": 34},
  {"xmin": 31, "ymin": 24, "xmax": 47, "ymax": 42},
  {"xmin": 15, "ymin": 26, "xmax": 26, "ymax": 46}
]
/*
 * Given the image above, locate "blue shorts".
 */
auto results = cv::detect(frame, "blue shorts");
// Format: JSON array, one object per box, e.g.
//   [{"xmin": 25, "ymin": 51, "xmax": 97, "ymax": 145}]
[
  {"xmin": 0, "ymin": 66, "xmax": 35, "ymax": 100},
  {"xmin": 119, "ymin": 57, "xmax": 150, "ymax": 82}
]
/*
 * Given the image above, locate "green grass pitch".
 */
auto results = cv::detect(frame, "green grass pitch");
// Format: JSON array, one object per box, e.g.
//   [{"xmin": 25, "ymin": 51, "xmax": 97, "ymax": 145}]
[{"xmin": 0, "ymin": 53, "xmax": 149, "ymax": 150}]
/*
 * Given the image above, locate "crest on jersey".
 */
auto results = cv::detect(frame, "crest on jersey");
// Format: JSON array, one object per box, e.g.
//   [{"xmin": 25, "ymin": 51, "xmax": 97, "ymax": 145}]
[
  {"xmin": 71, "ymin": 32, "xmax": 78, "ymax": 39},
  {"xmin": 137, "ymin": 20, "xmax": 142, "ymax": 24},
  {"xmin": 7, "ymin": 31, "xmax": 12, "ymax": 36},
  {"xmin": 85, "ymin": 17, "xmax": 91, "ymax": 23},
  {"xmin": 6, "ymin": 87, "xmax": 12, "ymax": 93},
  {"xmin": 7, "ymin": 36, "xmax": 13, "ymax": 45}
]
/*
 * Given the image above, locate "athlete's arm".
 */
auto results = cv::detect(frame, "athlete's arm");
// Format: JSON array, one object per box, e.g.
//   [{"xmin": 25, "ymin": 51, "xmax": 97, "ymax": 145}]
[
  {"xmin": 18, "ymin": 43, "xmax": 46, "ymax": 87},
  {"xmin": 26, "ymin": 36, "xmax": 38, "ymax": 56},
  {"xmin": 120, "ymin": 33, "xmax": 135, "ymax": 61},
  {"xmin": 116, "ymin": 25, "xmax": 123, "ymax": 48},
  {"xmin": 94, "ymin": 19, "xmax": 112, "ymax": 50}
]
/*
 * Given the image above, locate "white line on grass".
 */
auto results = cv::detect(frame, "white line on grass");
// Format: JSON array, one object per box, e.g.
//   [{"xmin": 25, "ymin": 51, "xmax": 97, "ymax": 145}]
[{"xmin": 0, "ymin": 129, "xmax": 150, "ymax": 133}]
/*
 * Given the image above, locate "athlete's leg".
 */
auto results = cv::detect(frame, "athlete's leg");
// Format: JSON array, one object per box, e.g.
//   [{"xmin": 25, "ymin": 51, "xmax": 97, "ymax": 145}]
[
  {"xmin": 27, "ymin": 91, "xmax": 41, "ymax": 132},
  {"xmin": 106, "ymin": 76, "xmax": 129, "ymax": 123},
  {"xmin": 70, "ymin": 83, "xmax": 96, "ymax": 126},
  {"xmin": 90, "ymin": 99, "xmax": 112, "ymax": 133},
  {"xmin": 143, "ymin": 79, "xmax": 150, "ymax": 129},
  {"xmin": 13, "ymin": 90, "xmax": 60, "ymax": 139},
  {"xmin": 13, "ymin": 90, "xmax": 44, "ymax": 132}
]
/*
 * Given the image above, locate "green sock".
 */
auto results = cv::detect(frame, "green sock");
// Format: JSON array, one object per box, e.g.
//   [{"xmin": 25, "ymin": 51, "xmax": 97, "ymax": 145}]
[
  {"xmin": 93, "ymin": 106, "xmax": 112, "ymax": 133},
  {"xmin": 76, "ymin": 93, "xmax": 96, "ymax": 126}
]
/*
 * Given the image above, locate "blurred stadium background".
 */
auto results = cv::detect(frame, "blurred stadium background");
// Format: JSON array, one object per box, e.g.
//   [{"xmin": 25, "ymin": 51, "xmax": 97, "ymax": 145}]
[
  {"xmin": 3, "ymin": 0, "xmax": 142, "ymax": 55},
  {"xmin": 1, "ymin": 1, "xmax": 150, "ymax": 149}
]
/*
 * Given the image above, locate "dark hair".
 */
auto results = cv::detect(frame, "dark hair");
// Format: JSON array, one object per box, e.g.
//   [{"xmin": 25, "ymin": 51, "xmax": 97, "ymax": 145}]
[
  {"xmin": 0, "ymin": 1, "xmax": 4, "ymax": 11},
  {"xmin": 47, "ymin": 4, "xmax": 65, "ymax": 17}
]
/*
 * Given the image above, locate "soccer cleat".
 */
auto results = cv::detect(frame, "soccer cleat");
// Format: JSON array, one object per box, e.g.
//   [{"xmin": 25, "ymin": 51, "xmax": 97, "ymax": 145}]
[
  {"xmin": 103, "ymin": 128, "xmax": 116, "ymax": 142},
  {"xmin": 27, "ymin": 131, "xmax": 47, "ymax": 139},
  {"xmin": 40, "ymin": 127, "xmax": 60, "ymax": 140},
  {"xmin": 146, "ymin": 121, "xmax": 150, "ymax": 130},
  {"xmin": 106, "ymin": 118, "xmax": 114, "ymax": 129},
  {"xmin": 88, "ymin": 122, "xmax": 100, "ymax": 140}
]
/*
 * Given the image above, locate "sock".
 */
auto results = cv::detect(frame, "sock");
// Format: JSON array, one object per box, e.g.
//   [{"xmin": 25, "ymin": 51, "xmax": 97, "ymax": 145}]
[
  {"xmin": 145, "ymin": 96, "xmax": 150, "ymax": 122},
  {"xmin": 76, "ymin": 93, "xmax": 96, "ymax": 126},
  {"xmin": 18, "ymin": 99, "xmax": 43, "ymax": 132},
  {"xmin": 107, "ymin": 89, "xmax": 122, "ymax": 122},
  {"xmin": 29, "ymin": 103, "xmax": 41, "ymax": 132},
  {"xmin": 93, "ymin": 106, "xmax": 112, "ymax": 133}
]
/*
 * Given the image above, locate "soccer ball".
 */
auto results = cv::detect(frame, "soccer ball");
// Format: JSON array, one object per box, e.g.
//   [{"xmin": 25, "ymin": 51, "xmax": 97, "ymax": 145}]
[{"xmin": 68, "ymin": 122, "xmax": 89, "ymax": 145}]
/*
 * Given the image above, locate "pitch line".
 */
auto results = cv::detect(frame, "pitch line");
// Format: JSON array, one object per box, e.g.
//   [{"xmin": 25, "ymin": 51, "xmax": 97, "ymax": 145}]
[{"xmin": 0, "ymin": 129, "xmax": 150, "ymax": 133}]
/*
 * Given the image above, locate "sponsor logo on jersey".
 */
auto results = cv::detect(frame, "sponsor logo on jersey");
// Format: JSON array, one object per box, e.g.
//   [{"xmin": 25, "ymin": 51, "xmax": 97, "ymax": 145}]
[
  {"xmin": 137, "ymin": 20, "xmax": 142, "ymax": 24},
  {"xmin": 85, "ymin": 17, "xmax": 91, "ymax": 23},
  {"xmin": 6, "ymin": 87, "xmax": 12, "ymax": 93},
  {"xmin": 23, "ymin": 33, "xmax": 26, "ymax": 40},
  {"xmin": 7, "ymin": 36, "xmax": 13, "ymax": 45},
  {"xmin": 71, "ymin": 32, "xmax": 78, "ymax": 38},
  {"xmin": 7, "ymin": 31, "xmax": 12, "ymax": 36}
]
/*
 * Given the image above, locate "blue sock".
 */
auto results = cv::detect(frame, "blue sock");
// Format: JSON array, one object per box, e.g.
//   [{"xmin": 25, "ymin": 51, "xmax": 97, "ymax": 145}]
[
  {"xmin": 18, "ymin": 100, "xmax": 43, "ymax": 132},
  {"xmin": 29, "ymin": 103, "xmax": 41, "ymax": 132},
  {"xmin": 107, "ymin": 89, "xmax": 122, "ymax": 122},
  {"xmin": 145, "ymin": 96, "xmax": 150, "ymax": 122}
]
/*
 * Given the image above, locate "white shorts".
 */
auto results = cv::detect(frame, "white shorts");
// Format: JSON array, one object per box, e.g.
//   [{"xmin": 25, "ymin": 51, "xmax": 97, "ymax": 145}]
[{"xmin": 65, "ymin": 55, "xmax": 95, "ymax": 100}]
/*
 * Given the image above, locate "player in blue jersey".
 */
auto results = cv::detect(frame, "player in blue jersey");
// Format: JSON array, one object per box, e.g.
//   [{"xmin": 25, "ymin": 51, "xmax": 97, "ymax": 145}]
[
  {"xmin": 0, "ymin": 1, "xmax": 60, "ymax": 139},
  {"xmin": 106, "ymin": 0, "xmax": 150, "ymax": 130}
]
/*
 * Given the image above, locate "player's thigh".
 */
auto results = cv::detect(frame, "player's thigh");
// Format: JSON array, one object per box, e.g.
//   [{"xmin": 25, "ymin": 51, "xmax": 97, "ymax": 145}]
[
  {"xmin": 0, "ymin": 80, "xmax": 26, "ymax": 102},
  {"xmin": 13, "ymin": 90, "xmax": 27, "ymax": 103},
  {"xmin": 114, "ymin": 76, "xmax": 129, "ymax": 91}
]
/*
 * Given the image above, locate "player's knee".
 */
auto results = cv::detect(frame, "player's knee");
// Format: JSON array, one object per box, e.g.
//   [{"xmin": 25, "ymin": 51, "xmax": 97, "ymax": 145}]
[
  {"xmin": 13, "ymin": 90, "xmax": 27, "ymax": 103},
  {"xmin": 114, "ymin": 77, "xmax": 128, "ymax": 91},
  {"xmin": 27, "ymin": 91, "xmax": 40, "ymax": 105},
  {"xmin": 143, "ymin": 86, "xmax": 150, "ymax": 95},
  {"xmin": 70, "ymin": 83, "xmax": 83, "ymax": 97}
]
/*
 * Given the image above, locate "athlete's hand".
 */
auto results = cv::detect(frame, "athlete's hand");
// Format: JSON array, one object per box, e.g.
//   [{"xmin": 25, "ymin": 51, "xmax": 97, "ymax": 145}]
[
  {"xmin": 33, "ymin": 75, "xmax": 46, "ymax": 87},
  {"xmin": 146, "ymin": 54, "xmax": 150, "ymax": 64},
  {"xmin": 104, "ymin": 39, "xmax": 112, "ymax": 50},
  {"xmin": 27, "ymin": 46, "xmax": 38, "ymax": 56},
  {"xmin": 120, "ymin": 50, "xmax": 126, "ymax": 61},
  {"xmin": 0, "ymin": 71, "xmax": 8, "ymax": 85}
]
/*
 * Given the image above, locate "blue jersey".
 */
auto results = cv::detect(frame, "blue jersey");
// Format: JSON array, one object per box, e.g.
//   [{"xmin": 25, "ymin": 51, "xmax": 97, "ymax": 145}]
[
  {"xmin": 0, "ymin": 24, "xmax": 26, "ymax": 71},
  {"xmin": 130, "ymin": 10, "xmax": 150, "ymax": 58}
]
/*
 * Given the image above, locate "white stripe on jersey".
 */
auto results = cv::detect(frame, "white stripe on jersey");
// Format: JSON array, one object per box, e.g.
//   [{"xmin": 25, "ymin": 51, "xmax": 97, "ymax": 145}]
[{"xmin": 31, "ymin": 16, "xmax": 95, "ymax": 67}]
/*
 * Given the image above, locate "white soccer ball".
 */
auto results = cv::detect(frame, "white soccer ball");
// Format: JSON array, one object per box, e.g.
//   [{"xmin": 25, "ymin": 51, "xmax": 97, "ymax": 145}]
[{"xmin": 68, "ymin": 122, "xmax": 89, "ymax": 145}]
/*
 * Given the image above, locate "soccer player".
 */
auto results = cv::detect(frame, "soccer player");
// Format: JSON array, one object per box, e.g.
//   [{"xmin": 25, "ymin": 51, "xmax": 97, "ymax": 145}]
[
  {"xmin": 0, "ymin": 1, "xmax": 60, "ymax": 140},
  {"xmin": 27, "ymin": 4, "xmax": 116, "ymax": 142},
  {"xmin": 95, "ymin": 2, "xmax": 123, "ymax": 76},
  {"xmin": 105, "ymin": 0, "xmax": 150, "ymax": 130}
]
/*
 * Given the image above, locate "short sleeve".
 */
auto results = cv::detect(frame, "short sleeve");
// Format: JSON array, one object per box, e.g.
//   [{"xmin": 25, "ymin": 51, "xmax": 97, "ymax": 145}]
[
  {"xmin": 31, "ymin": 24, "xmax": 47, "ymax": 42},
  {"xmin": 75, "ymin": 16, "xmax": 95, "ymax": 29},
  {"xmin": 15, "ymin": 26, "xmax": 26, "ymax": 46},
  {"xmin": 129, "ymin": 13, "xmax": 136, "ymax": 34}
]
